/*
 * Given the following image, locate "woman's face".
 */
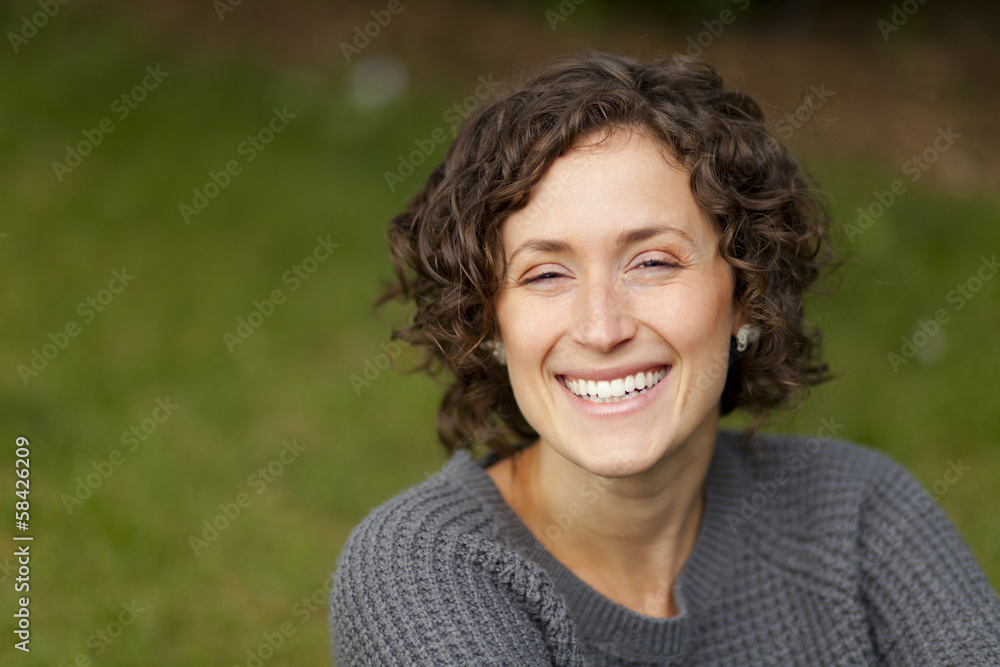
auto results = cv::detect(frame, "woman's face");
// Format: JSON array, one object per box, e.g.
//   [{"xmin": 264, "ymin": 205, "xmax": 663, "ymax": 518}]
[{"xmin": 495, "ymin": 130, "xmax": 740, "ymax": 478}]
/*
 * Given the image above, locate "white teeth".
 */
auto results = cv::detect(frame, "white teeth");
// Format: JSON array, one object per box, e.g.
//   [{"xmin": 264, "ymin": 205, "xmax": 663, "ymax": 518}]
[{"xmin": 562, "ymin": 367, "xmax": 666, "ymax": 403}]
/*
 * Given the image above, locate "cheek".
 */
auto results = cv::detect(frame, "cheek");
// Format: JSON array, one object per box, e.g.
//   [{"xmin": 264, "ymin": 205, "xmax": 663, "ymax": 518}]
[
  {"xmin": 636, "ymin": 288, "xmax": 733, "ymax": 402},
  {"xmin": 498, "ymin": 297, "xmax": 566, "ymax": 372},
  {"xmin": 641, "ymin": 282, "xmax": 733, "ymax": 349}
]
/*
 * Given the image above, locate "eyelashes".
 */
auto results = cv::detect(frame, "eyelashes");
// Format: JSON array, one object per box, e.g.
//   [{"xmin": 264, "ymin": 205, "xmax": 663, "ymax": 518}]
[
  {"xmin": 519, "ymin": 258, "xmax": 682, "ymax": 285},
  {"xmin": 522, "ymin": 271, "xmax": 562, "ymax": 284}
]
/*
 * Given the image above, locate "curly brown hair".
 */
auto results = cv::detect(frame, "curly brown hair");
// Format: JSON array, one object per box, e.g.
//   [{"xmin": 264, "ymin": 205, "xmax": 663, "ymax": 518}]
[{"xmin": 375, "ymin": 51, "xmax": 835, "ymax": 457}]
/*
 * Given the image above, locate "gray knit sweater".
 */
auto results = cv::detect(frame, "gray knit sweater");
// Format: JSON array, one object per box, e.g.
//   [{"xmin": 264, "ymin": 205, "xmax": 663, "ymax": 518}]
[{"xmin": 330, "ymin": 430, "xmax": 1000, "ymax": 665}]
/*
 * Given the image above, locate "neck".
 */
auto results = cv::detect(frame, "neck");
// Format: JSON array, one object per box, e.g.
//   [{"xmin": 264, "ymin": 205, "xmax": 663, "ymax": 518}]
[{"xmin": 496, "ymin": 418, "xmax": 718, "ymax": 615}]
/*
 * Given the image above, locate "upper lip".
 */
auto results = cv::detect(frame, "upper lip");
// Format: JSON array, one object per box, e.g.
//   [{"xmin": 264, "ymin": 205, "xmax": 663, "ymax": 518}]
[{"xmin": 557, "ymin": 362, "xmax": 669, "ymax": 383}]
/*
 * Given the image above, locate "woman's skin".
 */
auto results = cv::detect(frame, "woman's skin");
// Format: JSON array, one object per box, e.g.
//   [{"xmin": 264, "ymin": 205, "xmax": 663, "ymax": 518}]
[{"xmin": 486, "ymin": 128, "xmax": 745, "ymax": 618}]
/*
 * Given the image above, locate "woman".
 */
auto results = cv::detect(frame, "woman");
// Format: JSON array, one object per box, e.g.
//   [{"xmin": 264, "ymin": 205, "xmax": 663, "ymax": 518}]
[{"xmin": 331, "ymin": 52, "xmax": 1000, "ymax": 665}]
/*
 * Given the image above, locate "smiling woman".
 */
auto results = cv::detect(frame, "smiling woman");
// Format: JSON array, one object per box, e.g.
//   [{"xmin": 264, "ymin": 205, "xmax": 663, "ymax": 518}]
[{"xmin": 330, "ymin": 52, "xmax": 1000, "ymax": 666}]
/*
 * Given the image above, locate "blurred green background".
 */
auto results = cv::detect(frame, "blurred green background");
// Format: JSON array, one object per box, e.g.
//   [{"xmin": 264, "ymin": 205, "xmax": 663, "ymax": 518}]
[{"xmin": 2, "ymin": 0, "xmax": 998, "ymax": 664}]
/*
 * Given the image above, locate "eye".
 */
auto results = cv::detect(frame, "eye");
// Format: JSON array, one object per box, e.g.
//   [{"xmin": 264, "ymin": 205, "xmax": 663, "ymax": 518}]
[
  {"xmin": 634, "ymin": 254, "xmax": 682, "ymax": 270},
  {"xmin": 521, "ymin": 271, "xmax": 564, "ymax": 284}
]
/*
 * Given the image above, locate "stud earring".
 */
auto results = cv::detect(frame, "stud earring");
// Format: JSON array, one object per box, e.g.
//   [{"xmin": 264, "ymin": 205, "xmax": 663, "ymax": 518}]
[
  {"xmin": 481, "ymin": 340, "xmax": 506, "ymax": 365},
  {"xmin": 734, "ymin": 324, "xmax": 760, "ymax": 353}
]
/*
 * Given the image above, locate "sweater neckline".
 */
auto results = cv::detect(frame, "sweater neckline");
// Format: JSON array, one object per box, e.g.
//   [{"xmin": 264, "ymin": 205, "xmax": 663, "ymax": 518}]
[{"xmin": 442, "ymin": 429, "xmax": 750, "ymax": 661}]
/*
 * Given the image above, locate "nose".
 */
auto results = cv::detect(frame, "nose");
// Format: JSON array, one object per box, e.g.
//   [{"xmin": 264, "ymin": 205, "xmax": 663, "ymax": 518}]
[{"xmin": 569, "ymin": 278, "xmax": 637, "ymax": 354}]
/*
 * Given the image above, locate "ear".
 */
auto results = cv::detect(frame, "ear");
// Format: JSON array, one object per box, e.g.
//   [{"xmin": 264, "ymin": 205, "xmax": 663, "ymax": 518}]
[{"xmin": 730, "ymin": 294, "xmax": 747, "ymax": 338}]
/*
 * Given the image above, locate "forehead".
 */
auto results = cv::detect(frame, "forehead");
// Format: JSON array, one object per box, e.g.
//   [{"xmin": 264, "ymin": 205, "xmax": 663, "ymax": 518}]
[{"xmin": 501, "ymin": 130, "xmax": 715, "ymax": 254}]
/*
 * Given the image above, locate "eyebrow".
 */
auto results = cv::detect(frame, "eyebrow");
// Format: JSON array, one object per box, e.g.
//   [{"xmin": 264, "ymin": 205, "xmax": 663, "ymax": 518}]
[{"xmin": 507, "ymin": 224, "xmax": 695, "ymax": 266}]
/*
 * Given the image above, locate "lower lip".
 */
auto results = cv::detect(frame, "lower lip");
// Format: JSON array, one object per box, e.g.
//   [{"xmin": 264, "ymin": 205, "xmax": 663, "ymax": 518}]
[{"xmin": 556, "ymin": 366, "xmax": 670, "ymax": 417}]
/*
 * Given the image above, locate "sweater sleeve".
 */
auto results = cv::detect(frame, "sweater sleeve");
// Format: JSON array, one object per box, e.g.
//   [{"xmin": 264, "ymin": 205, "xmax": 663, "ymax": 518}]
[
  {"xmin": 857, "ymin": 454, "xmax": 1000, "ymax": 666},
  {"xmin": 330, "ymin": 496, "xmax": 587, "ymax": 667}
]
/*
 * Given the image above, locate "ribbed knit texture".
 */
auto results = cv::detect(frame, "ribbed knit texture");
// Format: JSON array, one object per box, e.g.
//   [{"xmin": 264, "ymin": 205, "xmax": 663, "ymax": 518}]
[{"xmin": 330, "ymin": 430, "xmax": 1000, "ymax": 665}]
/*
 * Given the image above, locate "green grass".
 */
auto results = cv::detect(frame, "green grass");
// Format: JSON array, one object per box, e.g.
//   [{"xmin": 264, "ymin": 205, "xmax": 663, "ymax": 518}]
[{"xmin": 1, "ymin": 11, "xmax": 998, "ymax": 666}]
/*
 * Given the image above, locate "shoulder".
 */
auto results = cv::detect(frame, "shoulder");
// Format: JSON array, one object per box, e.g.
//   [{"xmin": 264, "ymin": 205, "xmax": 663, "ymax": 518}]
[
  {"xmin": 732, "ymin": 426, "xmax": 927, "ymax": 507},
  {"xmin": 330, "ymin": 450, "xmax": 586, "ymax": 666},
  {"xmin": 718, "ymin": 427, "xmax": 941, "ymax": 560},
  {"xmin": 336, "ymin": 451, "xmax": 497, "ymax": 560},
  {"xmin": 331, "ymin": 451, "xmax": 504, "ymax": 609},
  {"xmin": 729, "ymin": 431, "xmax": 1000, "ymax": 662}
]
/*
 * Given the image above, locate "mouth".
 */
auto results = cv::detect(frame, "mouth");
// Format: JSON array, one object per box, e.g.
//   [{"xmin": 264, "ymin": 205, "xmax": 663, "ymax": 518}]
[{"xmin": 558, "ymin": 366, "xmax": 668, "ymax": 404}]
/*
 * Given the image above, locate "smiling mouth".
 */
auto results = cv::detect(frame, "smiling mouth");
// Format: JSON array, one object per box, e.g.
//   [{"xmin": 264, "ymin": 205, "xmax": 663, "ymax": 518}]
[{"xmin": 559, "ymin": 366, "xmax": 668, "ymax": 404}]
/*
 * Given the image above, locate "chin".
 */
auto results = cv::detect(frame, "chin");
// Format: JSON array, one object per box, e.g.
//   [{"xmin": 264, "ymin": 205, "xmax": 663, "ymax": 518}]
[{"xmin": 564, "ymin": 429, "xmax": 677, "ymax": 479}]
